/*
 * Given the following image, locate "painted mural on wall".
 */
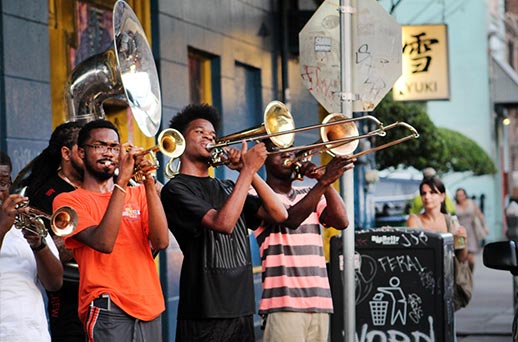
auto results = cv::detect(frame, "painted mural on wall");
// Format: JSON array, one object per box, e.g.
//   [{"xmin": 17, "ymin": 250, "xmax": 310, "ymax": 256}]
[{"xmin": 70, "ymin": 1, "xmax": 113, "ymax": 69}]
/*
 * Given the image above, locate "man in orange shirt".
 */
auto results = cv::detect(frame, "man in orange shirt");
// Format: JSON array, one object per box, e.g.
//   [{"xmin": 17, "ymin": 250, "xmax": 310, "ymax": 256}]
[{"xmin": 54, "ymin": 120, "xmax": 169, "ymax": 341}]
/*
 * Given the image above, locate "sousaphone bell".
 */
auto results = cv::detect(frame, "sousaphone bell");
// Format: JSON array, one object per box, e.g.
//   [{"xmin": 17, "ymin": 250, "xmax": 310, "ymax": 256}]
[{"xmin": 65, "ymin": 0, "xmax": 161, "ymax": 137}]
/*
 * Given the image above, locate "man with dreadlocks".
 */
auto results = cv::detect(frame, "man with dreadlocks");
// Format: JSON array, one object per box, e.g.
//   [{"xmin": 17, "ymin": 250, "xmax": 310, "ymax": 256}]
[{"xmin": 23, "ymin": 121, "xmax": 85, "ymax": 342}]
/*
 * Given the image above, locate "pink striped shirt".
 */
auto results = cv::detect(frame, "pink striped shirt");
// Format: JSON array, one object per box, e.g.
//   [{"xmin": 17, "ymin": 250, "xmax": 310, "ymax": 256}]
[{"xmin": 253, "ymin": 186, "xmax": 333, "ymax": 314}]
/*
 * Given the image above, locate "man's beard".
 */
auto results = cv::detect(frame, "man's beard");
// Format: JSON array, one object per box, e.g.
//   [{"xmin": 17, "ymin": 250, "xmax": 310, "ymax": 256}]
[{"xmin": 84, "ymin": 160, "xmax": 114, "ymax": 181}]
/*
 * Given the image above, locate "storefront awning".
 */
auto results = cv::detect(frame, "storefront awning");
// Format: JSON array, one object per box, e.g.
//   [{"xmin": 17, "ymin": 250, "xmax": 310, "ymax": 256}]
[{"xmin": 492, "ymin": 56, "xmax": 518, "ymax": 105}]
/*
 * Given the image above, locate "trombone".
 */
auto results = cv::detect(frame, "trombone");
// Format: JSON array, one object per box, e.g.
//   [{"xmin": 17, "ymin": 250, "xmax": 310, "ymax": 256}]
[
  {"xmin": 279, "ymin": 113, "xmax": 386, "ymax": 165},
  {"xmin": 207, "ymin": 101, "xmax": 296, "ymax": 167},
  {"xmin": 285, "ymin": 120, "xmax": 420, "ymax": 178},
  {"xmin": 204, "ymin": 101, "xmax": 384, "ymax": 168}
]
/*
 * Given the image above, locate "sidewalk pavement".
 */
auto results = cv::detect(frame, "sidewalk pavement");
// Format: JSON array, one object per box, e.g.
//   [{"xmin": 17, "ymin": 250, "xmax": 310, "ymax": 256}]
[{"xmin": 456, "ymin": 252, "xmax": 515, "ymax": 341}]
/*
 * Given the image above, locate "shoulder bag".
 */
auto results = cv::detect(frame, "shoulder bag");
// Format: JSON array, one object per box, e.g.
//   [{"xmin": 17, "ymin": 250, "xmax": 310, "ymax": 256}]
[
  {"xmin": 446, "ymin": 214, "xmax": 473, "ymax": 310},
  {"xmin": 472, "ymin": 202, "xmax": 488, "ymax": 242}
]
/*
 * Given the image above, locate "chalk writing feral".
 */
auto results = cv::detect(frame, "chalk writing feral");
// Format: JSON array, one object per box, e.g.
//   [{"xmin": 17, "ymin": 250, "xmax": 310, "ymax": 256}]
[{"xmin": 378, "ymin": 255, "xmax": 424, "ymax": 273}]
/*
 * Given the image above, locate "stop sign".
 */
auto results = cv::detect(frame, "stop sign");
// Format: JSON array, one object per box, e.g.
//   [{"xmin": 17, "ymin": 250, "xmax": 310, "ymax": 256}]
[{"xmin": 299, "ymin": 0, "xmax": 402, "ymax": 113}]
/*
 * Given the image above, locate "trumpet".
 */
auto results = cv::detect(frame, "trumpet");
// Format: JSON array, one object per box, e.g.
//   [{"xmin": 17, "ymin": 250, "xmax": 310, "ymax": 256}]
[
  {"xmin": 13, "ymin": 203, "xmax": 78, "ymax": 238},
  {"xmin": 131, "ymin": 128, "xmax": 185, "ymax": 181}
]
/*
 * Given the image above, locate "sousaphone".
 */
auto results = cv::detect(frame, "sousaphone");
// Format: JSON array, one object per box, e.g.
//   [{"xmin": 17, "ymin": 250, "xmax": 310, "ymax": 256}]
[{"xmin": 65, "ymin": 0, "xmax": 161, "ymax": 137}]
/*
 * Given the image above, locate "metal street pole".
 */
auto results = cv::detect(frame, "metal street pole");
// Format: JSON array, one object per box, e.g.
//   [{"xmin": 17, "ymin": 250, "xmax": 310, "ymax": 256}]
[{"xmin": 340, "ymin": 1, "xmax": 356, "ymax": 341}]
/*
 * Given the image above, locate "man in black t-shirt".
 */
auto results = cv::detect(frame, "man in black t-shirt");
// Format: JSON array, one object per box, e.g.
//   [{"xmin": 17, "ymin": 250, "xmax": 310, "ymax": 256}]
[{"xmin": 161, "ymin": 104, "xmax": 287, "ymax": 342}]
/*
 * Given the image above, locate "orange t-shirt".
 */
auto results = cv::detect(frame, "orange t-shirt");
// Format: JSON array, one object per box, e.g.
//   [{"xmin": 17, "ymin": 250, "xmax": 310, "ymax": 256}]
[{"xmin": 54, "ymin": 186, "xmax": 165, "ymax": 323}]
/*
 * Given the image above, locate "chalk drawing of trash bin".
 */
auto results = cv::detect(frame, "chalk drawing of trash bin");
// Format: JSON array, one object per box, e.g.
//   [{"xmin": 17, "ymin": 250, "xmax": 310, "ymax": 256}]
[{"xmin": 369, "ymin": 293, "xmax": 388, "ymax": 326}]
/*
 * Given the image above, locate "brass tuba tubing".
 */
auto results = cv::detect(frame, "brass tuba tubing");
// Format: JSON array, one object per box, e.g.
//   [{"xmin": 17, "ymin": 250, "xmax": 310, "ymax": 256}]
[{"xmin": 65, "ymin": 1, "xmax": 162, "ymax": 137}]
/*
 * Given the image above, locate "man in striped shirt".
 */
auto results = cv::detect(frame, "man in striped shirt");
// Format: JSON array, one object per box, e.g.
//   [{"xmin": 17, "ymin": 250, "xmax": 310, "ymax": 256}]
[{"xmin": 254, "ymin": 139, "xmax": 354, "ymax": 342}]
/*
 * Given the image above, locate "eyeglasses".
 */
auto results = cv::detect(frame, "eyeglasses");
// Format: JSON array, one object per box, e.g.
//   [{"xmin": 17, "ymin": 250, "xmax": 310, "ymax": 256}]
[
  {"xmin": 0, "ymin": 180, "xmax": 11, "ymax": 189},
  {"xmin": 84, "ymin": 144, "xmax": 121, "ymax": 154}
]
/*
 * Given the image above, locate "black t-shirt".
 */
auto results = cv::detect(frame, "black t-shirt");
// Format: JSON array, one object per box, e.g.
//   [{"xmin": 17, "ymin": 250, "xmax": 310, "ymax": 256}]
[
  {"xmin": 30, "ymin": 173, "xmax": 76, "ymax": 215},
  {"xmin": 161, "ymin": 174, "xmax": 262, "ymax": 319}
]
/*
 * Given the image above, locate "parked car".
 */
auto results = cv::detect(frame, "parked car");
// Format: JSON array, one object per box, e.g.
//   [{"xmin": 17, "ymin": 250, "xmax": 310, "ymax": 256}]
[
  {"xmin": 373, "ymin": 177, "xmax": 419, "ymax": 227},
  {"xmin": 482, "ymin": 241, "xmax": 518, "ymax": 341}
]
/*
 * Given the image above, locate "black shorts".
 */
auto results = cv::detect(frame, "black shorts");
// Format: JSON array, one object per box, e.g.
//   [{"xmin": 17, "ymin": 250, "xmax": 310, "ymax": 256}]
[{"xmin": 176, "ymin": 316, "xmax": 255, "ymax": 342}]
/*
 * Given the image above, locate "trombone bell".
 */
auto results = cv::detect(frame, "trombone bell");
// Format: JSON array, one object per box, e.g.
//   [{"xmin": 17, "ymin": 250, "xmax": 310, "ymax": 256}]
[
  {"xmin": 264, "ymin": 101, "xmax": 295, "ymax": 148},
  {"xmin": 321, "ymin": 113, "xmax": 360, "ymax": 156},
  {"xmin": 207, "ymin": 100, "xmax": 296, "ymax": 167}
]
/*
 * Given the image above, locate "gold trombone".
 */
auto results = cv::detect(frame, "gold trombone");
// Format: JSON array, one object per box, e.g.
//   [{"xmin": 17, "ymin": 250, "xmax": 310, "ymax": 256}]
[
  {"xmin": 204, "ymin": 102, "xmax": 384, "ymax": 167},
  {"xmin": 284, "ymin": 119, "xmax": 419, "ymax": 178},
  {"xmin": 206, "ymin": 101, "xmax": 296, "ymax": 167},
  {"xmin": 279, "ymin": 113, "xmax": 386, "ymax": 165}
]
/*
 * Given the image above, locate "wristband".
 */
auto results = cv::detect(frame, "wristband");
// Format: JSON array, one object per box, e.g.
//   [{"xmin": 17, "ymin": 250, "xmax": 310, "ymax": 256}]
[
  {"xmin": 114, "ymin": 183, "xmax": 127, "ymax": 194},
  {"xmin": 31, "ymin": 237, "xmax": 47, "ymax": 253}
]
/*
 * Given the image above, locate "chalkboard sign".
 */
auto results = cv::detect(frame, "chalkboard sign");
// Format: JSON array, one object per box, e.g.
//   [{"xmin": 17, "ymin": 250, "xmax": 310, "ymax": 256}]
[{"xmin": 329, "ymin": 228, "xmax": 455, "ymax": 342}]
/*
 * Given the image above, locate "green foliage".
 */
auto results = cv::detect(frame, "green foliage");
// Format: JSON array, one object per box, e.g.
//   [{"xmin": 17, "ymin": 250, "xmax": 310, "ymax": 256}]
[
  {"xmin": 371, "ymin": 94, "xmax": 496, "ymax": 175},
  {"xmin": 437, "ymin": 127, "xmax": 497, "ymax": 175}
]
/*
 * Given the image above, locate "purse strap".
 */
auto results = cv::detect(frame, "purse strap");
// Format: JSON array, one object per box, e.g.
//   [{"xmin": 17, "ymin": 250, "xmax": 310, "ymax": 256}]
[{"xmin": 445, "ymin": 213, "xmax": 453, "ymax": 233}]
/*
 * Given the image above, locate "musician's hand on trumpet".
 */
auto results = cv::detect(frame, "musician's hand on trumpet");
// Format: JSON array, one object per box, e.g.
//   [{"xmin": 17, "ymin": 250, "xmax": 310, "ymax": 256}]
[
  {"xmin": 132, "ymin": 149, "xmax": 157, "ymax": 183},
  {"xmin": 116, "ymin": 142, "xmax": 138, "ymax": 185},
  {"xmin": 0, "ymin": 194, "xmax": 28, "ymax": 235},
  {"xmin": 21, "ymin": 222, "xmax": 43, "ymax": 250}
]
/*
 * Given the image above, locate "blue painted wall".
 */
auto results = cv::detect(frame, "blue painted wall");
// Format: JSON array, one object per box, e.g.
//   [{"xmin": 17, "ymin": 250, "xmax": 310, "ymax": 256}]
[{"xmin": 0, "ymin": 0, "xmax": 53, "ymax": 175}]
